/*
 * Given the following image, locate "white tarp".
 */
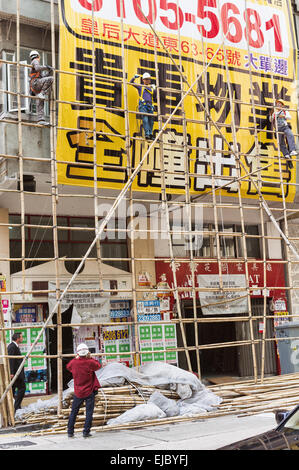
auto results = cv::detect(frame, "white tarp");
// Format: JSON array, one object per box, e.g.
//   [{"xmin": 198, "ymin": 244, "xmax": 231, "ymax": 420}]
[{"xmin": 99, "ymin": 362, "xmax": 222, "ymax": 423}]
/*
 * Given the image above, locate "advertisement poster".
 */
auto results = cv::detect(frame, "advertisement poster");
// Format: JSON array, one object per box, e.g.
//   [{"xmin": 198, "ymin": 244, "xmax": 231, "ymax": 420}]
[
  {"xmin": 101, "ymin": 324, "xmax": 132, "ymax": 366},
  {"xmin": 57, "ymin": 0, "xmax": 297, "ymax": 201},
  {"xmin": 48, "ymin": 281, "xmax": 111, "ymax": 324},
  {"xmin": 138, "ymin": 323, "xmax": 177, "ymax": 365},
  {"xmin": 110, "ymin": 299, "xmax": 131, "ymax": 319},
  {"xmin": 197, "ymin": 273, "xmax": 248, "ymax": 315},
  {"xmin": 7, "ymin": 323, "xmax": 47, "ymax": 395}
]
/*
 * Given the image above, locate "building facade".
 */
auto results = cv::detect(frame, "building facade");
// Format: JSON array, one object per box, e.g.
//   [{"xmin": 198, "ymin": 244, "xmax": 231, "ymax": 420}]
[{"xmin": 0, "ymin": 0, "xmax": 299, "ymax": 396}]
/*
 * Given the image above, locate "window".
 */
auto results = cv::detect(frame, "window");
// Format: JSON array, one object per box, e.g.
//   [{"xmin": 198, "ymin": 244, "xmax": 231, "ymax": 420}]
[
  {"xmin": 236, "ymin": 225, "xmax": 261, "ymax": 258},
  {"xmin": 171, "ymin": 224, "xmax": 261, "ymax": 259},
  {"xmin": 7, "ymin": 60, "xmax": 29, "ymax": 112},
  {"xmin": 2, "ymin": 48, "xmax": 56, "ymax": 115},
  {"xmin": 9, "ymin": 215, "xmax": 129, "ymax": 274},
  {"xmin": 172, "ymin": 224, "xmax": 211, "ymax": 257}
]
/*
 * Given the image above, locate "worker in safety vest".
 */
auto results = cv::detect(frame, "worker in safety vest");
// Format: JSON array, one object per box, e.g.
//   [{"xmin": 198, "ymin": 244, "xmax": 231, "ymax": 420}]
[
  {"xmin": 130, "ymin": 72, "xmax": 156, "ymax": 140},
  {"xmin": 29, "ymin": 50, "xmax": 54, "ymax": 125}
]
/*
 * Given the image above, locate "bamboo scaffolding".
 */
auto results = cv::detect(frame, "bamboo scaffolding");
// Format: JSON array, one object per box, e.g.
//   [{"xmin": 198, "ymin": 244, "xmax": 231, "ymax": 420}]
[{"xmin": 1, "ymin": 0, "xmax": 299, "ymax": 429}]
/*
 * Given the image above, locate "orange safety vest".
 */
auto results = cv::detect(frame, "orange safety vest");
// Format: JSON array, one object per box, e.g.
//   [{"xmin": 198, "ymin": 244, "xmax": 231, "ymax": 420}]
[{"xmin": 29, "ymin": 68, "xmax": 41, "ymax": 93}]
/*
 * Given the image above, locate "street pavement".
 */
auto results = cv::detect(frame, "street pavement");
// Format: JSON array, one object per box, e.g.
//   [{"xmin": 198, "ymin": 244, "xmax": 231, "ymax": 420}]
[{"xmin": 0, "ymin": 412, "xmax": 277, "ymax": 451}]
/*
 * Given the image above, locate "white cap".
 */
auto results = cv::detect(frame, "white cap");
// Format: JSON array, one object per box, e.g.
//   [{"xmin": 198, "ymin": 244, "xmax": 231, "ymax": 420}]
[
  {"xmin": 77, "ymin": 343, "xmax": 89, "ymax": 356},
  {"xmin": 142, "ymin": 72, "xmax": 151, "ymax": 79},
  {"xmin": 30, "ymin": 50, "xmax": 40, "ymax": 59}
]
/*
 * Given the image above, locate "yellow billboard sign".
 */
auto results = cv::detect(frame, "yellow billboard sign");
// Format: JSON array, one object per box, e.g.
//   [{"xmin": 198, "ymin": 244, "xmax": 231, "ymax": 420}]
[{"xmin": 57, "ymin": 0, "xmax": 297, "ymax": 201}]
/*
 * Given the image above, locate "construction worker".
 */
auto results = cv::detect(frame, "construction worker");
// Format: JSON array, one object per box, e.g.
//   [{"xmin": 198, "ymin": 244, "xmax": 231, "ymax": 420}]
[
  {"xmin": 130, "ymin": 72, "xmax": 156, "ymax": 140},
  {"xmin": 7, "ymin": 332, "xmax": 26, "ymax": 413},
  {"xmin": 66, "ymin": 343, "xmax": 101, "ymax": 438},
  {"xmin": 269, "ymin": 99, "xmax": 297, "ymax": 169},
  {"xmin": 29, "ymin": 50, "xmax": 53, "ymax": 125}
]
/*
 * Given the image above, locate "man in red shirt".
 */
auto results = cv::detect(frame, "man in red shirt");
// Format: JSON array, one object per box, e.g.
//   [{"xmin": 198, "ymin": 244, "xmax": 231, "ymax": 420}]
[{"xmin": 67, "ymin": 343, "xmax": 101, "ymax": 438}]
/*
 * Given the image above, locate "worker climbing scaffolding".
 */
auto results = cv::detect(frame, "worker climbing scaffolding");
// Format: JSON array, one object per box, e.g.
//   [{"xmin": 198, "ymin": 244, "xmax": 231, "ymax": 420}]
[
  {"xmin": 269, "ymin": 99, "xmax": 298, "ymax": 169},
  {"xmin": 130, "ymin": 72, "xmax": 156, "ymax": 140},
  {"xmin": 29, "ymin": 50, "xmax": 54, "ymax": 125}
]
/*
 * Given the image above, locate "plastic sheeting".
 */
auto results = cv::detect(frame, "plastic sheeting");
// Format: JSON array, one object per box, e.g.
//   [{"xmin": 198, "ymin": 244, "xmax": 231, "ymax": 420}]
[
  {"xmin": 96, "ymin": 362, "xmax": 204, "ymax": 396},
  {"xmin": 98, "ymin": 362, "xmax": 222, "ymax": 423}
]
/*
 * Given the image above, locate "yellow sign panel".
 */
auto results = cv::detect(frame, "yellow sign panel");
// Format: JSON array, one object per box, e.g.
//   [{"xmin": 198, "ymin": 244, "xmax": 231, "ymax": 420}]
[{"xmin": 57, "ymin": 0, "xmax": 297, "ymax": 201}]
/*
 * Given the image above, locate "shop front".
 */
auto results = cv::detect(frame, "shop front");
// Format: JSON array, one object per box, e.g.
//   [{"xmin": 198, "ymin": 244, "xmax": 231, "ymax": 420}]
[{"xmin": 155, "ymin": 259, "xmax": 288, "ymax": 378}]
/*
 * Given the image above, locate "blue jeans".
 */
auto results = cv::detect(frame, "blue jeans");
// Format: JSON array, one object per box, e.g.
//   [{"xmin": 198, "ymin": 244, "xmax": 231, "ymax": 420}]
[
  {"xmin": 278, "ymin": 124, "xmax": 296, "ymax": 156},
  {"xmin": 67, "ymin": 391, "xmax": 96, "ymax": 435},
  {"xmin": 139, "ymin": 101, "xmax": 154, "ymax": 137}
]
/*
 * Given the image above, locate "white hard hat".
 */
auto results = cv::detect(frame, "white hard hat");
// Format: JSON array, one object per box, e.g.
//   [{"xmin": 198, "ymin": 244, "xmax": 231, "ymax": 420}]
[
  {"xmin": 77, "ymin": 343, "xmax": 89, "ymax": 356},
  {"xmin": 30, "ymin": 50, "xmax": 40, "ymax": 59},
  {"xmin": 142, "ymin": 72, "xmax": 151, "ymax": 79}
]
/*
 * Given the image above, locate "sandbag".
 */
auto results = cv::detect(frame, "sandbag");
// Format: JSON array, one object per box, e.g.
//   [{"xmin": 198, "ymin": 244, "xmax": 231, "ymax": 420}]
[
  {"xmin": 178, "ymin": 402, "xmax": 208, "ymax": 416},
  {"xmin": 175, "ymin": 383, "xmax": 193, "ymax": 400},
  {"xmin": 107, "ymin": 403, "xmax": 166, "ymax": 426},
  {"xmin": 179, "ymin": 389, "xmax": 222, "ymax": 410},
  {"xmin": 96, "ymin": 362, "xmax": 204, "ymax": 393},
  {"xmin": 148, "ymin": 391, "xmax": 179, "ymax": 417}
]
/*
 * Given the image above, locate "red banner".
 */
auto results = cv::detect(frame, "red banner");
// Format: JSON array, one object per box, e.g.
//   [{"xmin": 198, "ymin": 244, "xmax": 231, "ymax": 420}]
[{"xmin": 155, "ymin": 259, "xmax": 287, "ymax": 308}]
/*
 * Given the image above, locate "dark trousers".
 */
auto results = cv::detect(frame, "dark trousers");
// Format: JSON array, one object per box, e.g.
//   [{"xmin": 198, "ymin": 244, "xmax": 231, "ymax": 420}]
[
  {"xmin": 12, "ymin": 376, "xmax": 26, "ymax": 411},
  {"xmin": 31, "ymin": 76, "xmax": 53, "ymax": 120},
  {"xmin": 67, "ymin": 391, "xmax": 96, "ymax": 435},
  {"xmin": 139, "ymin": 102, "xmax": 154, "ymax": 137}
]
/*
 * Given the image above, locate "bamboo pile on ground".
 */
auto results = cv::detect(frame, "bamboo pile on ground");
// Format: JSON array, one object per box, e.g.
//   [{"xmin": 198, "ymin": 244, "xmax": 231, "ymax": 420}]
[
  {"xmin": 23, "ymin": 373, "xmax": 299, "ymax": 436},
  {"xmin": 17, "ymin": 384, "xmax": 180, "ymax": 433}
]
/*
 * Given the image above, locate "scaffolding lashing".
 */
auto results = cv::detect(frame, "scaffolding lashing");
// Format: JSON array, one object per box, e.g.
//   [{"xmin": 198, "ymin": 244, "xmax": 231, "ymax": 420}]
[{"xmin": 0, "ymin": 0, "xmax": 299, "ymax": 425}]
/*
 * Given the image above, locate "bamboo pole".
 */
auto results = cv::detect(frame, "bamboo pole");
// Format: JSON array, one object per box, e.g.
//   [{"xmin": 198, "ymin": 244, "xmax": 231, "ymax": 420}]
[
  {"xmin": 176, "ymin": 0, "xmax": 200, "ymax": 375},
  {"xmin": 119, "ymin": 0, "xmax": 140, "ymax": 368},
  {"xmin": 150, "ymin": 0, "xmax": 192, "ymax": 372},
  {"xmin": 219, "ymin": 11, "xmax": 258, "ymax": 382}
]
